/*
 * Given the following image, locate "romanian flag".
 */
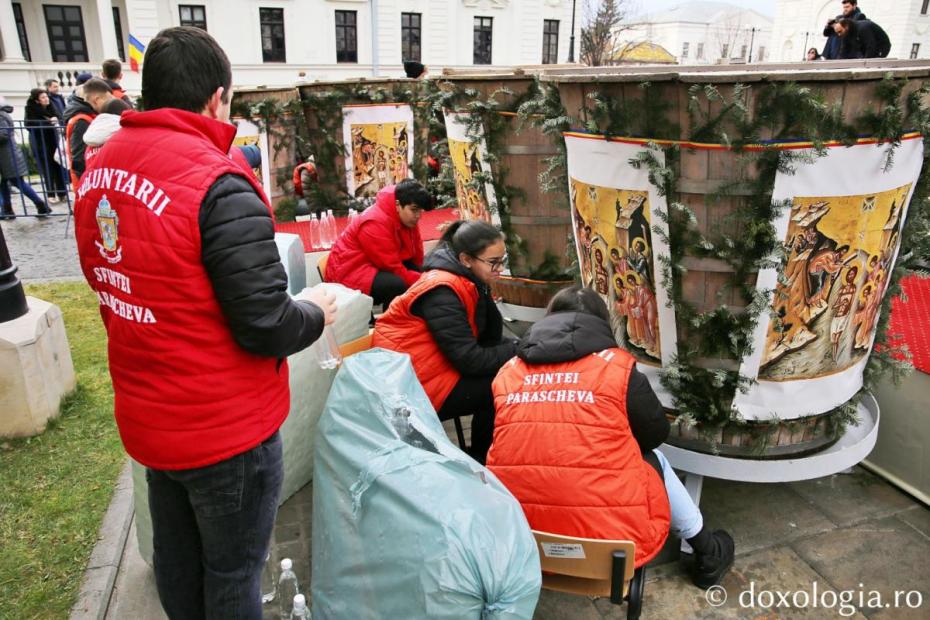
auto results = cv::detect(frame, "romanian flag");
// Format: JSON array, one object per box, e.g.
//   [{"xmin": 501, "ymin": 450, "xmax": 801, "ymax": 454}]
[{"xmin": 128, "ymin": 34, "xmax": 145, "ymax": 73}]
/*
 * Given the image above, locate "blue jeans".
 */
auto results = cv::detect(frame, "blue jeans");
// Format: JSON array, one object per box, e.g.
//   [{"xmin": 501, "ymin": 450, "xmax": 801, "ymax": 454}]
[
  {"xmin": 146, "ymin": 431, "xmax": 283, "ymax": 620},
  {"xmin": 1, "ymin": 176, "xmax": 46, "ymax": 211},
  {"xmin": 653, "ymin": 449, "xmax": 704, "ymax": 540}
]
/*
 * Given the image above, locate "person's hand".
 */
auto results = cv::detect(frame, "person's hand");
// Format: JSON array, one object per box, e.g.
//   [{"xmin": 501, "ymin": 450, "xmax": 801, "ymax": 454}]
[{"xmin": 305, "ymin": 288, "xmax": 337, "ymax": 325}]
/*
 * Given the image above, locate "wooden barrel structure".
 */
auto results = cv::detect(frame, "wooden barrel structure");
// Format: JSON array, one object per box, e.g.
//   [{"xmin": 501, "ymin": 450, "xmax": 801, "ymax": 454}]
[
  {"xmin": 231, "ymin": 87, "xmax": 300, "ymax": 207},
  {"xmin": 542, "ymin": 60, "xmax": 930, "ymax": 457}
]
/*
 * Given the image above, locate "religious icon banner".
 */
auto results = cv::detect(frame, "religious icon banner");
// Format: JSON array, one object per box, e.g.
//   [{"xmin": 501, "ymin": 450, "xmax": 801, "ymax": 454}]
[
  {"xmin": 564, "ymin": 133, "xmax": 678, "ymax": 406},
  {"xmin": 231, "ymin": 118, "xmax": 272, "ymax": 199},
  {"xmin": 443, "ymin": 111, "xmax": 500, "ymax": 226},
  {"xmin": 342, "ymin": 104, "xmax": 414, "ymax": 199},
  {"xmin": 735, "ymin": 137, "xmax": 923, "ymax": 421}
]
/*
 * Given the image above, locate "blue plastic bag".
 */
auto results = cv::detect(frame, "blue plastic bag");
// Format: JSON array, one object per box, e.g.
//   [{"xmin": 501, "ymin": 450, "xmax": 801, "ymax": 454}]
[{"xmin": 311, "ymin": 349, "xmax": 541, "ymax": 620}]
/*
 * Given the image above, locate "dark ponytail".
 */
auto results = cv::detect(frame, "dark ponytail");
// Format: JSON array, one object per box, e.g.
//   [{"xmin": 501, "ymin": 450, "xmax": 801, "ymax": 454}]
[
  {"xmin": 546, "ymin": 285, "xmax": 610, "ymax": 322},
  {"xmin": 440, "ymin": 220, "xmax": 504, "ymax": 258}
]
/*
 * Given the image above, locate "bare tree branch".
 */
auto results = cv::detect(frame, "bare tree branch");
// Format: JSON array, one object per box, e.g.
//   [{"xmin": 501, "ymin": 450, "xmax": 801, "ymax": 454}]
[{"xmin": 581, "ymin": 0, "xmax": 636, "ymax": 66}]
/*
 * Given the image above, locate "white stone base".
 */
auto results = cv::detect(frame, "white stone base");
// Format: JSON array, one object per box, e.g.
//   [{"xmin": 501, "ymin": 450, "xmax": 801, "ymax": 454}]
[{"xmin": 0, "ymin": 296, "xmax": 76, "ymax": 437}]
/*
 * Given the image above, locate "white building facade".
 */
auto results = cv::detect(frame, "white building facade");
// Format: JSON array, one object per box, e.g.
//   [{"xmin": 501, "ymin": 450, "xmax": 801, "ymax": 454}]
[
  {"xmin": 620, "ymin": 1, "xmax": 773, "ymax": 65},
  {"xmin": 771, "ymin": 0, "xmax": 930, "ymax": 62},
  {"xmin": 0, "ymin": 0, "xmax": 579, "ymax": 110}
]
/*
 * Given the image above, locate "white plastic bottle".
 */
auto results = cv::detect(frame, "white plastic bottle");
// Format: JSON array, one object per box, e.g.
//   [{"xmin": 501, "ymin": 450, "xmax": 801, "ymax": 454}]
[
  {"xmin": 260, "ymin": 552, "xmax": 276, "ymax": 604},
  {"xmin": 325, "ymin": 209, "xmax": 337, "ymax": 247},
  {"xmin": 277, "ymin": 558, "xmax": 300, "ymax": 620},
  {"xmin": 309, "ymin": 213, "xmax": 321, "ymax": 250},
  {"xmin": 316, "ymin": 325, "xmax": 342, "ymax": 370},
  {"xmin": 290, "ymin": 593, "xmax": 312, "ymax": 619}
]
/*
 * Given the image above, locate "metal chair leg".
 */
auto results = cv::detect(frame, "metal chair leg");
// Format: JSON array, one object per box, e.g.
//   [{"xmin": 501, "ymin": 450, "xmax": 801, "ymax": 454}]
[
  {"xmin": 626, "ymin": 566, "xmax": 645, "ymax": 620},
  {"xmin": 453, "ymin": 415, "xmax": 467, "ymax": 450}
]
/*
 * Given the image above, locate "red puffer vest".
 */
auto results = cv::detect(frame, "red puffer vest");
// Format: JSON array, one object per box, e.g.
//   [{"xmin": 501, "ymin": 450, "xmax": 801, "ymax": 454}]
[
  {"xmin": 74, "ymin": 108, "xmax": 289, "ymax": 470},
  {"xmin": 487, "ymin": 349, "xmax": 670, "ymax": 567},
  {"xmin": 324, "ymin": 185, "xmax": 424, "ymax": 294},
  {"xmin": 372, "ymin": 270, "xmax": 478, "ymax": 410}
]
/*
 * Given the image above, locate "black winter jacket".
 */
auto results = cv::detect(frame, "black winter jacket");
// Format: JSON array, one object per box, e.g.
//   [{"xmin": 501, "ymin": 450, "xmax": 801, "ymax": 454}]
[
  {"xmin": 822, "ymin": 7, "xmax": 866, "ymax": 59},
  {"xmin": 63, "ymin": 93, "xmax": 95, "ymax": 177},
  {"xmin": 199, "ymin": 173, "xmax": 324, "ymax": 358},
  {"xmin": 518, "ymin": 311, "xmax": 670, "ymax": 453},
  {"xmin": 410, "ymin": 245, "xmax": 517, "ymax": 376},
  {"xmin": 837, "ymin": 19, "xmax": 890, "ymax": 59}
]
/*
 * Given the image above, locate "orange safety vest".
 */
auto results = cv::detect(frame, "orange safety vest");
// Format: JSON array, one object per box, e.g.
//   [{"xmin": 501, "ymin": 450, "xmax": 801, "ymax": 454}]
[
  {"xmin": 373, "ymin": 270, "xmax": 479, "ymax": 411},
  {"xmin": 65, "ymin": 112, "xmax": 95, "ymax": 188},
  {"xmin": 487, "ymin": 348, "xmax": 671, "ymax": 567}
]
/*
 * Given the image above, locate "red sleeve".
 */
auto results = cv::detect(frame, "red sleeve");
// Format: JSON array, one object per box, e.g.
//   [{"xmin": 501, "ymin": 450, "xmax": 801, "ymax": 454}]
[{"xmin": 357, "ymin": 220, "xmax": 422, "ymax": 287}]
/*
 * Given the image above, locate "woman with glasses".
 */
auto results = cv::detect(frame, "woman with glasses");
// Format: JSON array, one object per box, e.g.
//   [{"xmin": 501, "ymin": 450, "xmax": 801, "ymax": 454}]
[{"xmin": 373, "ymin": 220, "xmax": 517, "ymax": 463}]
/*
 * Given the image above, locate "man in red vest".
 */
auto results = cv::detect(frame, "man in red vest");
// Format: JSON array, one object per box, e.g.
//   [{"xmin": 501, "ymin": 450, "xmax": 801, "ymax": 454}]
[{"xmin": 74, "ymin": 27, "xmax": 336, "ymax": 618}]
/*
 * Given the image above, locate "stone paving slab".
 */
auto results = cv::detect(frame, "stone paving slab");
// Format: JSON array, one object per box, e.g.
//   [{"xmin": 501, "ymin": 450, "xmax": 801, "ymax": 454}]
[
  {"xmin": 787, "ymin": 468, "xmax": 918, "ymax": 527},
  {"xmin": 0, "ymin": 215, "xmax": 83, "ymax": 283}
]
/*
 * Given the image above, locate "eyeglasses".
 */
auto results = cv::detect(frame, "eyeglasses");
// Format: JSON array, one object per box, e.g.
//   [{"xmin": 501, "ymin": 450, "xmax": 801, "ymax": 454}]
[{"xmin": 473, "ymin": 255, "xmax": 508, "ymax": 271}]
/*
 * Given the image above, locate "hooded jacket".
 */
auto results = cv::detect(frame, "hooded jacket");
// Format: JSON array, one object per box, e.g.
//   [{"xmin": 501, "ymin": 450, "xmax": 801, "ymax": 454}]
[
  {"xmin": 324, "ymin": 185, "xmax": 424, "ymax": 294},
  {"xmin": 74, "ymin": 108, "xmax": 323, "ymax": 470},
  {"xmin": 63, "ymin": 92, "xmax": 95, "ymax": 180},
  {"xmin": 373, "ymin": 245, "xmax": 516, "ymax": 409},
  {"xmin": 0, "ymin": 104, "xmax": 28, "ymax": 179},
  {"xmin": 487, "ymin": 311, "xmax": 671, "ymax": 566}
]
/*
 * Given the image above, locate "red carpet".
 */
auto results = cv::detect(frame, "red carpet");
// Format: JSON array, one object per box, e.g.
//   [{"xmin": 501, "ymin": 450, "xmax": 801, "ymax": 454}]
[
  {"xmin": 276, "ymin": 208, "xmax": 458, "ymax": 253},
  {"xmin": 888, "ymin": 273, "xmax": 930, "ymax": 374}
]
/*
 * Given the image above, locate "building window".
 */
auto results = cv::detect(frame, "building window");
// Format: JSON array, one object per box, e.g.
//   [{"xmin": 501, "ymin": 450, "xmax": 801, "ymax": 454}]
[
  {"xmin": 912, "ymin": 43, "xmax": 921, "ymax": 59},
  {"xmin": 740, "ymin": 44, "xmax": 747, "ymax": 58},
  {"xmin": 721, "ymin": 43, "xmax": 729, "ymax": 58},
  {"xmin": 335, "ymin": 10, "xmax": 357, "ymax": 63},
  {"xmin": 757, "ymin": 46, "xmax": 765, "ymax": 61},
  {"xmin": 260, "ymin": 7, "xmax": 285, "ymax": 63},
  {"xmin": 112, "ymin": 7, "xmax": 125, "ymax": 61},
  {"xmin": 473, "ymin": 16, "xmax": 493, "ymax": 64},
  {"xmin": 44, "ymin": 5, "xmax": 88, "ymax": 62},
  {"xmin": 681, "ymin": 42, "xmax": 689, "ymax": 59},
  {"xmin": 696, "ymin": 42, "xmax": 704, "ymax": 60},
  {"xmin": 401, "ymin": 12, "xmax": 421, "ymax": 62},
  {"xmin": 179, "ymin": 5, "xmax": 207, "ymax": 30},
  {"xmin": 542, "ymin": 19, "xmax": 559, "ymax": 64},
  {"xmin": 923, "ymin": 0, "xmax": 929, "ymax": 15},
  {"xmin": 12, "ymin": 3, "xmax": 31, "ymax": 61}
]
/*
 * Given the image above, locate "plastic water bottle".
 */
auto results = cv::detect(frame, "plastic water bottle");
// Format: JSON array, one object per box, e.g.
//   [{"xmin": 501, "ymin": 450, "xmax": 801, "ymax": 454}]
[
  {"xmin": 325, "ymin": 209, "xmax": 337, "ymax": 246},
  {"xmin": 309, "ymin": 213, "xmax": 321, "ymax": 250},
  {"xmin": 322, "ymin": 211, "xmax": 334, "ymax": 249},
  {"xmin": 260, "ymin": 552, "xmax": 276, "ymax": 604},
  {"xmin": 277, "ymin": 558, "xmax": 300, "ymax": 620},
  {"xmin": 290, "ymin": 593, "xmax": 312, "ymax": 619},
  {"xmin": 316, "ymin": 325, "xmax": 342, "ymax": 369}
]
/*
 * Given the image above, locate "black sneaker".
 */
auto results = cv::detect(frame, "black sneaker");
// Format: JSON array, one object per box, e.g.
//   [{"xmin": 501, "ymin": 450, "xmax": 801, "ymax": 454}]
[
  {"xmin": 36, "ymin": 204, "xmax": 52, "ymax": 218},
  {"xmin": 690, "ymin": 530, "xmax": 734, "ymax": 589},
  {"xmin": 0, "ymin": 211, "xmax": 13, "ymax": 221}
]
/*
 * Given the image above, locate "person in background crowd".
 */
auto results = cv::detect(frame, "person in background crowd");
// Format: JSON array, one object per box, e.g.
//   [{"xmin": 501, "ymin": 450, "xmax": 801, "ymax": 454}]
[
  {"xmin": 45, "ymin": 79, "xmax": 67, "ymax": 117},
  {"xmin": 822, "ymin": 0, "xmax": 866, "ymax": 60},
  {"xmin": 73, "ymin": 26, "xmax": 337, "ymax": 618},
  {"xmin": 25, "ymin": 87, "xmax": 68, "ymax": 202},
  {"xmin": 101, "ymin": 58, "xmax": 133, "ymax": 104},
  {"xmin": 404, "ymin": 60, "xmax": 428, "ymax": 79},
  {"xmin": 325, "ymin": 179, "xmax": 433, "ymax": 309},
  {"xmin": 807, "ymin": 47, "xmax": 822, "ymax": 61},
  {"xmin": 487, "ymin": 286, "xmax": 735, "ymax": 589},
  {"xmin": 63, "ymin": 72, "xmax": 96, "ymax": 187},
  {"xmin": 373, "ymin": 220, "xmax": 518, "ymax": 463},
  {"xmin": 0, "ymin": 96, "xmax": 51, "ymax": 219},
  {"xmin": 834, "ymin": 17, "xmax": 891, "ymax": 59},
  {"xmin": 82, "ymin": 98, "xmax": 132, "ymax": 165}
]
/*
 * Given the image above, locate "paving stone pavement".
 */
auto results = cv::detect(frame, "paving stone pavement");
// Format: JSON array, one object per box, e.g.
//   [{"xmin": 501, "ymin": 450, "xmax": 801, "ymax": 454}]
[
  {"xmin": 1, "ymin": 213, "xmax": 83, "ymax": 283},
  {"xmin": 99, "ymin": 448, "xmax": 930, "ymax": 620}
]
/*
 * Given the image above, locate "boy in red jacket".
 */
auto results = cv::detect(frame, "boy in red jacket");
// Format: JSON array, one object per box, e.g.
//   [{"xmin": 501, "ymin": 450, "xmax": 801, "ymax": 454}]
[{"xmin": 325, "ymin": 179, "xmax": 433, "ymax": 308}]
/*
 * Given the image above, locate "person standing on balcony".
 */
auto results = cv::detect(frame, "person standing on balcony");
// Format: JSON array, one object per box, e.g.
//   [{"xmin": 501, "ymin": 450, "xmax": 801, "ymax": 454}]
[
  {"xmin": 73, "ymin": 26, "xmax": 336, "ymax": 618},
  {"xmin": 25, "ymin": 88, "xmax": 68, "ymax": 203},
  {"xmin": 821, "ymin": 0, "xmax": 866, "ymax": 60},
  {"xmin": 0, "ymin": 96, "xmax": 51, "ymax": 219}
]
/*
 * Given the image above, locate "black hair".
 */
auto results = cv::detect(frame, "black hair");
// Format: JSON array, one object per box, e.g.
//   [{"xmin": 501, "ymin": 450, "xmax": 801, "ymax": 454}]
[
  {"xmin": 394, "ymin": 179, "xmax": 433, "ymax": 211},
  {"xmin": 440, "ymin": 220, "xmax": 503, "ymax": 258},
  {"xmin": 82, "ymin": 78, "xmax": 113, "ymax": 97},
  {"xmin": 27, "ymin": 88, "xmax": 46, "ymax": 104},
  {"xmin": 104, "ymin": 98, "xmax": 132, "ymax": 115},
  {"xmin": 44, "ymin": 78, "xmax": 59, "ymax": 88},
  {"xmin": 546, "ymin": 286, "xmax": 610, "ymax": 323},
  {"xmin": 142, "ymin": 27, "xmax": 232, "ymax": 113},
  {"xmin": 404, "ymin": 61, "xmax": 426, "ymax": 79},
  {"xmin": 102, "ymin": 59, "xmax": 122, "ymax": 80},
  {"xmin": 837, "ymin": 17, "xmax": 855, "ymax": 30}
]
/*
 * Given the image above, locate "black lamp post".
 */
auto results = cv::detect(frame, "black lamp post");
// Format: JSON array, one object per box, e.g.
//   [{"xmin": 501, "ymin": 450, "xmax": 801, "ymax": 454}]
[
  {"xmin": 747, "ymin": 27, "xmax": 758, "ymax": 62},
  {"xmin": 568, "ymin": 0, "xmax": 578, "ymax": 63},
  {"xmin": 0, "ymin": 224, "xmax": 28, "ymax": 323}
]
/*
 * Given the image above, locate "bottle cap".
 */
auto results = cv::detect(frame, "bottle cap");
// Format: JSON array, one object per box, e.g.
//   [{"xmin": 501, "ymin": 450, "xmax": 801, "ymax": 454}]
[
  {"xmin": 281, "ymin": 558, "xmax": 292, "ymax": 570},
  {"xmin": 293, "ymin": 594, "xmax": 306, "ymax": 609}
]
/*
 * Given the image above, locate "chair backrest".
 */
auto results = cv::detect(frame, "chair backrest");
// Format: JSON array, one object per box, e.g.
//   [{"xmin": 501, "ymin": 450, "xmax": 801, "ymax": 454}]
[
  {"xmin": 317, "ymin": 253, "xmax": 330, "ymax": 282},
  {"xmin": 338, "ymin": 331, "xmax": 373, "ymax": 358},
  {"xmin": 532, "ymin": 530, "xmax": 636, "ymax": 599}
]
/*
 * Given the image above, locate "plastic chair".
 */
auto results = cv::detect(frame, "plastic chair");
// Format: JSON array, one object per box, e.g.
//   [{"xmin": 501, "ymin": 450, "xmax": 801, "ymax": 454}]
[
  {"xmin": 317, "ymin": 253, "xmax": 330, "ymax": 282},
  {"xmin": 338, "ymin": 331, "xmax": 372, "ymax": 358},
  {"xmin": 532, "ymin": 530, "xmax": 645, "ymax": 620}
]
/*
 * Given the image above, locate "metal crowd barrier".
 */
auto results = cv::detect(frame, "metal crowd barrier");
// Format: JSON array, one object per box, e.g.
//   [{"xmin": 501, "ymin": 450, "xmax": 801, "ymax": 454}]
[{"xmin": 1, "ymin": 119, "xmax": 74, "ymax": 224}]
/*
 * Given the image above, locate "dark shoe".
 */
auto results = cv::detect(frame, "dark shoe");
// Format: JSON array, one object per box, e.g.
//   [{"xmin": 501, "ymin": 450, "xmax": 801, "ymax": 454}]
[
  {"xmin": 36, "ymin": 204, "xmax": 52, "ymax": 218},
  {"xmin": 0, "ymin": 210, "xmax": 13, "ymax": 221},
  {"xmin": 689, "ymin": 530, "xmax": 734, "ymax": 589}
]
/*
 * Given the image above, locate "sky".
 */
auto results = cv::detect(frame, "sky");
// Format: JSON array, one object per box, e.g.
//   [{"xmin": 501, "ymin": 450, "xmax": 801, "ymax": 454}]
[{"xmin": 618, "ymin": 0, "xmax": 776, "ymax": 19}]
